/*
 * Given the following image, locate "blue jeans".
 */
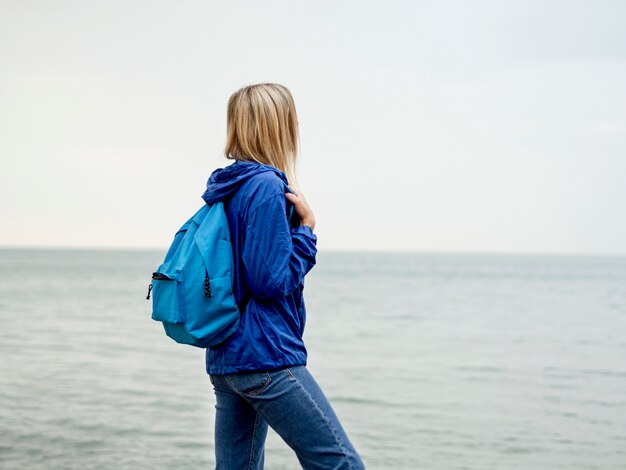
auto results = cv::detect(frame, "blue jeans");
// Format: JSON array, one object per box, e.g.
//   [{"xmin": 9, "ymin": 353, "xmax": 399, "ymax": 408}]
[{"xmin": 209, "ymin": 365, "xmax": 365, "ymax": 469}]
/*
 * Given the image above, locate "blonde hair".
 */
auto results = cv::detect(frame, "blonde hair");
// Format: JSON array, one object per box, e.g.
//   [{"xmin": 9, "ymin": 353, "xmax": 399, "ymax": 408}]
[{"xmin": 224, "ymin": 83, "xmax": 300, "ymax": 189}]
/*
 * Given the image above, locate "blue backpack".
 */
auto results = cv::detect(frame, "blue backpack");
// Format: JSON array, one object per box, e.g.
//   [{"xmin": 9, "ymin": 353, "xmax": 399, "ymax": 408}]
[{"xmin": 147, "ymin": 183, "xmax": 296, "ymax": 348}]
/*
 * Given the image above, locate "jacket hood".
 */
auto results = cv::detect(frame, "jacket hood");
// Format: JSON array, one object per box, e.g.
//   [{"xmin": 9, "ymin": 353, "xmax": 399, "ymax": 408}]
[{"xmin": 202, "ymin": 160, "xmax": 288, "ymax": 205}]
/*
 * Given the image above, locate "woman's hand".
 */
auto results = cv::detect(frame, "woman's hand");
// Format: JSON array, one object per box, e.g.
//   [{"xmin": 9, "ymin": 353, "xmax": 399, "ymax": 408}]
[{"xmin": 285, "ymin": 188, "xmax": 316, "ymax": 231}]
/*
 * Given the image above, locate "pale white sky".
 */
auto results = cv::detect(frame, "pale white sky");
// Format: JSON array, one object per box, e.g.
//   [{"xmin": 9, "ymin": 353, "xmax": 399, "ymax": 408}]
[{"xmin": 1, "ymin": 0, "xmax": 625, "ymax": 254}]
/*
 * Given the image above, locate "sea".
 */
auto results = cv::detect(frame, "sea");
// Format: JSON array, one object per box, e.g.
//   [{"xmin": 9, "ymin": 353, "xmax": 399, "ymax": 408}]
[{"xmin": 1, "ymin": 248, "xmax": 625, "ymax": 469}]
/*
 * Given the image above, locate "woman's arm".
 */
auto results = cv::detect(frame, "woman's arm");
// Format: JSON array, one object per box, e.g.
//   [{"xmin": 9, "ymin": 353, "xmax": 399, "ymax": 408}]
[{"xmin": 242, "ymin": 192, "xmax": 317, "ymax": 301}]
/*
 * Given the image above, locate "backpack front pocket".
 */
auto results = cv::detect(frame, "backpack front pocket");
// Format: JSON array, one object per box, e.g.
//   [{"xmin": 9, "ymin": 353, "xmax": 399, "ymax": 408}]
[{"xmin": 150, "ymin": 274, "xmax": 185, "ymax": 324}]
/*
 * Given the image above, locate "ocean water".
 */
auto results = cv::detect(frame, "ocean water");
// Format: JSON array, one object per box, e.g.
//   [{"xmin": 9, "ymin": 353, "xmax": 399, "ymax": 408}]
[{"xmin": 1, "ymin": 248, "xmax": 625, "ymax": 470}]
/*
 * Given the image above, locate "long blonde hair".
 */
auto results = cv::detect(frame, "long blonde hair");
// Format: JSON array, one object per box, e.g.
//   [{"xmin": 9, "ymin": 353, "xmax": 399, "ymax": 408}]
[{"xmin": 224, "ymin": 83, "xmax": 300, "ymax": 189}]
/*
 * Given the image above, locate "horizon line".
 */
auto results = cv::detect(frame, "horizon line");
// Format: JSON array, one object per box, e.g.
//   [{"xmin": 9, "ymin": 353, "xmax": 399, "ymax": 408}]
[{"xmin": 0, "ymin": 245, "xmax": 625, "ymax": 258}]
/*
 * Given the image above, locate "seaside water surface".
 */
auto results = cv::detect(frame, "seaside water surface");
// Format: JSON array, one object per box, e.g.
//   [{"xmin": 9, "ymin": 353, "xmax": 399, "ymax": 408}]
[{"xmin": 1, "ymin": 248, "xmax": 625, "ymax": 469}]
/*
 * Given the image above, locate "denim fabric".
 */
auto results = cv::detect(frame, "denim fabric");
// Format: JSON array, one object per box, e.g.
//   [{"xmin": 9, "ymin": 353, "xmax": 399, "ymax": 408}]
[{"xmin": 209, "ymin": 365, "xmax": 365, "ymax": 469}]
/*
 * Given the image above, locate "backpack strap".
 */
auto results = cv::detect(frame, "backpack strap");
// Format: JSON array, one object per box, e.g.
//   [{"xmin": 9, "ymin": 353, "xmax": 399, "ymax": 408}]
[{"xmin": 283, "ymin": 182, "xmax": 298, "ymax": 225}]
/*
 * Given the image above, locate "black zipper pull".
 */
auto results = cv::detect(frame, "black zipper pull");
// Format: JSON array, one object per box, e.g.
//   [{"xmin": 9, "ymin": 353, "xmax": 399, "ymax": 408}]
[
  {"xmin": 146, "ymin": 283, "xmax": 153, "ymax": 300},
  {"xmin": 204, "ymin": 272, "xmax": 212, "ymax": 298}
]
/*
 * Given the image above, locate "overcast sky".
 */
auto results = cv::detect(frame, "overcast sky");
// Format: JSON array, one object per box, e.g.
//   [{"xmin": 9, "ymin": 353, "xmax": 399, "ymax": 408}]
[{"xmin": 1, "ymin": 0, "xmax": 625, "ymax": 254}]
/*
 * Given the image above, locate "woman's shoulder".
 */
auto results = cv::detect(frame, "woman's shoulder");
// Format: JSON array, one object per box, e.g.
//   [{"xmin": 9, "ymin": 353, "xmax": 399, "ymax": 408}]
[{"xmin": 240, "ymin": 171, "xmax": 287, "ymax": 207}]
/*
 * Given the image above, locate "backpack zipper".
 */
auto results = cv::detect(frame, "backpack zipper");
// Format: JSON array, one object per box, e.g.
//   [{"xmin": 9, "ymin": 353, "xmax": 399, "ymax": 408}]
[
  {"xmin": 204, "ymin": 270, "xmax": 212, "ymax": 298},
  {"xmin": 147, "ymin": 272, "xmax": 170, "ymax": 300},
  {"xmin": 147, "ymin": 273, "xmax": 211, "ymax": 299}
]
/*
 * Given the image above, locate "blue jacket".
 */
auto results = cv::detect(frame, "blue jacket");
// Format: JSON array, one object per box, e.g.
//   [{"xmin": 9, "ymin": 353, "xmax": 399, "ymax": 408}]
[{"xmin": 201, "ymin": 160, "xmax": 318, "ymax": 375}]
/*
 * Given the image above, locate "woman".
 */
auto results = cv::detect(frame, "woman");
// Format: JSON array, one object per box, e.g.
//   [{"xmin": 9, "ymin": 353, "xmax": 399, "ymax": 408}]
[{"xmin": 201, "ymin": 83, "xmax": 365, "ymax": 470}]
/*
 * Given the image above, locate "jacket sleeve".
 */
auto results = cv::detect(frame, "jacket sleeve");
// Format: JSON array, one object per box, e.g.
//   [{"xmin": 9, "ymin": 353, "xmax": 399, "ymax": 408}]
[{"xmin": 242, "ymin": 192, "xmax": 317, "ymax": 301}]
